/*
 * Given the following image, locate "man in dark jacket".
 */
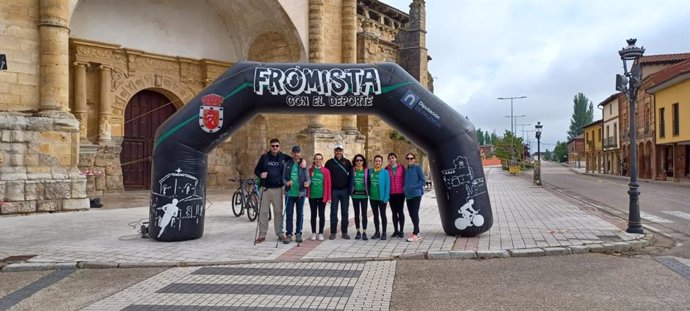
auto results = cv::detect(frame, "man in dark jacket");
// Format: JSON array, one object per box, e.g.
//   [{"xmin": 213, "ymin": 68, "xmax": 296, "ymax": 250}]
[
  {"xmin": 325, "ymin": 144, "xmax": 353, "ymax": 239},
  {"xmin": 254, "ymin": 138, "xmax": 288, "ymax": 243}
]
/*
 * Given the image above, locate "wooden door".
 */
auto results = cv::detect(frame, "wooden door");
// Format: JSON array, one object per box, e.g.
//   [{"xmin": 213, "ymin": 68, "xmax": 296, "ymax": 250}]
[{"xmin": 121, "ymin": 90, "xmax": 176, "ymax": 190}]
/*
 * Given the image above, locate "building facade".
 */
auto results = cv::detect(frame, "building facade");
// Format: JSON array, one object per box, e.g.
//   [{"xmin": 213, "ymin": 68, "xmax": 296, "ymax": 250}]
[
  {"xmin": 598, "ymin": 93, "xmax": 622, "ymax": 175},
  {"xmin": 648, "ymin": 59, "xmax": 690, "ymax": 181},
  {"xmin": 567, "ymin": 134, "xmax": 584, "ymax": 168},
  {"xmin": 0, "ymin": 0, "xmax": 432, "ymax": 214},
  {"xmin": 583, "ymin": 120, "xmax": 603, "ymax": 173},
  {"xmin": 619, "ymin": 53, "xmax": 690, "ymax": 180}
]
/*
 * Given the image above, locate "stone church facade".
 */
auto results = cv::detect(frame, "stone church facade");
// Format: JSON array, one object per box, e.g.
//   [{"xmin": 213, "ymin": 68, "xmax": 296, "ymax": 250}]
[{"xmin": 0, "ymin": 0, "xmax": 431, "ymax": 215}]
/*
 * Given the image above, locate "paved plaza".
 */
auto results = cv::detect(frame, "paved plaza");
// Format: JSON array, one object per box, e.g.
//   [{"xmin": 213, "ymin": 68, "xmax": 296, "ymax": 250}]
[
  {"xmin": 0, "ymin": 166, "xmax": 658, "ymax": 310},
  {"xmin": 0, "ymin": 167, "xmax": 648, "ymax": 270}
]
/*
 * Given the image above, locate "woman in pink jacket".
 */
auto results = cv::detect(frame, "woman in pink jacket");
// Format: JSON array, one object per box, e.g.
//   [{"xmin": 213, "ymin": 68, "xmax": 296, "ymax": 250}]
[
  {"xmin": 307, "ymin": 153, "xmax": 332, "ymax": 241},
  {"xmin": 386, "ymin": 152, "xmax": 406, "ymax": 238}
]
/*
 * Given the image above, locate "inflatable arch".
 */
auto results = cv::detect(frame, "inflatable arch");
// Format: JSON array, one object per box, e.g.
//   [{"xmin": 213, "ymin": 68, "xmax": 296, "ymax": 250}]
[{"xmin": 149, "ymin": 62, "xmax": 493, "ymax": 242}]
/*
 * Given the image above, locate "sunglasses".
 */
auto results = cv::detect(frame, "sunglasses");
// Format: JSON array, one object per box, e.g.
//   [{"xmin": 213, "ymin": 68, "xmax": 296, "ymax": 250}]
[
  {"xmin": 406, "ymin": 157, "xmax": 415, "ymax": 160},
  {"xmin": 271, "ymin": 144, "xmax": 280, "ymax": 148},
  {"xmin": 355, "ymin": 159, "xmax": 364, "ymax": 162}
]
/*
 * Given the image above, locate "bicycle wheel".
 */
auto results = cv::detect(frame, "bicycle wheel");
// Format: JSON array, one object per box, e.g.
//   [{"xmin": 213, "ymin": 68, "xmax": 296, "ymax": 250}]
[
  {"xmin": 247, "ymin": 193, "xmax": 259, "ymax": 221},
  {"xmin": 231, "ymin": 191, "xmax": 243, "ymax": 217}
]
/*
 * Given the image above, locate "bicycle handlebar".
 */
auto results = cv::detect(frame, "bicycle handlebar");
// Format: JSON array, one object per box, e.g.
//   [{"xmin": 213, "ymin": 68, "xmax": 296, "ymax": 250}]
[{"xmin": 228, "ymin": 178, "xmax": 257, "ymax": 185}]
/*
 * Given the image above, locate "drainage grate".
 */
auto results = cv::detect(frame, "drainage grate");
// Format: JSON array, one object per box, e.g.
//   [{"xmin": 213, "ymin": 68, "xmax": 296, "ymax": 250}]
[{"xmin": 655, "ymin": 257, "xmax": 690, "ymax": 281}]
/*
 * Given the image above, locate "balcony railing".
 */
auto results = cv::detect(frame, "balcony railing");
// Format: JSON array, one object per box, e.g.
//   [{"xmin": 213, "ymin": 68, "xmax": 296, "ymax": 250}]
[{"xmin": 603, "ymin": 137, "xmax": 618, "ymax": 148}]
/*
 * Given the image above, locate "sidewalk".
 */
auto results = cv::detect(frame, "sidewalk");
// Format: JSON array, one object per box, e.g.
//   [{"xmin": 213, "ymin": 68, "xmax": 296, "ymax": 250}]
[
  {"xmin": 567, "ymin": 164, "xmax": 690, "ymax": 188},
  {"xmin": 0, "ymin": 167, "xmax": 649, "ymax": 271}
]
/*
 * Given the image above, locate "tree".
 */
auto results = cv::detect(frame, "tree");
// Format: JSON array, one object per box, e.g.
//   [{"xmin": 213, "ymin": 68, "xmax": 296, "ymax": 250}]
[
  {"xmin": 476, "ymin": 128, "xmax": 485, "ymax": 145},
  {"xmin": 490, "ymin": 131, "xmax": 499, "ymax": 145},
  {"xmin": 543, "ymin": 148, "xmax": 553, "ymax": 161},
  {"xmin": 495, "ymin": 130, "xmax": 524, "ymax": 162},
  {"xmin": 552, "ymin": 141, "xmax": 568, "ymax": 162},
  {"xmin": 567, "ymin": 92, "xmax": 594, "ymax": 140}
]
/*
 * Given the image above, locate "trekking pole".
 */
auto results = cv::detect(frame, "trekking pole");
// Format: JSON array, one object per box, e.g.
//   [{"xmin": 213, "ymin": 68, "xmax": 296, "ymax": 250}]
[
  {"xmin": 276, "ymin": 191, "xmax": 287, "ymax": 248},
  {"xmin": 253, "ymin": 184, "xmax": 264, "ymax": 246}
]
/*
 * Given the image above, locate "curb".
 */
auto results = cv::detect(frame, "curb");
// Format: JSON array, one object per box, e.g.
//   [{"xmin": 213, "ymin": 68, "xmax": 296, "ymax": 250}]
[{"xmin": 0, "ymin": 235, "xmax": 653, "ymax": 273}]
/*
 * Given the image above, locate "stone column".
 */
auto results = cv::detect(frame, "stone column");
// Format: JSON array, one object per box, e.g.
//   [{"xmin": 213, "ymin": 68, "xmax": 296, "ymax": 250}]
[
  {"xmin": 98, "ymin": 65, "xmax": 112, "ymax": 143},
  {"xmin": 340, "ymin": 0, "xmax": 358, "ymax": 134},
  {"xmin": 73, "ymin": 62, "xmax": 89, "ymax": 140},
  {"xmin": 308, "ymin": 0, "xmax": 325, "ymax": 129},
  {"xmin": 39, "ymin": 0, "xmax": 71, "ymax": 114}
]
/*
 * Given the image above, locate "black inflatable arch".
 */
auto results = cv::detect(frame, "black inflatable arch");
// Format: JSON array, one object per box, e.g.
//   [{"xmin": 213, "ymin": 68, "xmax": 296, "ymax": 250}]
[{"xmin": 149, "ymin": 62, "xmax": 493, "ymax": 242}]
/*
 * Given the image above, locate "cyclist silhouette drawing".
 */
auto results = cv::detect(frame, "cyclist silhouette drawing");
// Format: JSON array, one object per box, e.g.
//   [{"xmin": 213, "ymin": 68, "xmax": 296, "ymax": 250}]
[
  {"xmin": 455, "ymin": 199, "xmax": 484, "ymax": 230},
  {"xmin": 158, "ymin": 198, "xmax": 180, "ymax": 238}
]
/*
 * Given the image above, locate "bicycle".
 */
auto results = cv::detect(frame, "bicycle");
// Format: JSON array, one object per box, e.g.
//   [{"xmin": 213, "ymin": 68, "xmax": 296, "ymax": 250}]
[{"xmin": 229, "ymin": 178, "xmax": 260, "ymax": 221}]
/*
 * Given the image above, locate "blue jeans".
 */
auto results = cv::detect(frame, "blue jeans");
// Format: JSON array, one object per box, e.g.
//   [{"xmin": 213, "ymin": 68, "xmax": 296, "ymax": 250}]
[
  {"xmin": 330, "ymin": 189, "xmax": 350, "ymax": 234},
  {"xmin": 285, "ymin": 195, "xmax": 305, "ymax": 235}
]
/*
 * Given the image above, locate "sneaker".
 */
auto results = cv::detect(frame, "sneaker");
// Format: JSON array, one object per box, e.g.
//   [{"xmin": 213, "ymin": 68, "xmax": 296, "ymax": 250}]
[
  {"xmin": 329, "ymin": 234, "xmax": 336, "ymax": 240},
  {"xmin": 391, "ymin": 231, "xmax": 400, "ymax": 238},
  {"xmin": 407, "ymin": 234, "xmax": 422, "ymax": 242},
  {"xmin": 283, "ymin": 234, "xmax": 292, "ymax": 244},
  {"xmin": 342, "ymin": 233, "xmax": 351, "ymax": 240},
  {"xmin": 362, "ymin": 232, "xmax": 368, "ymax": 241},
  {"xmin": 355, "ymin": 232, "xmax": 362, "ymax": 240},
  {"xmin": 310, "ymin": 233, "xmax": 317, "ymax": 241},
  {"xmin": 318, "ymin": 233, "xmax": 325, "ymax": 241},
  {"xmin": 380, "ymin": 233, "xmax": 387, "ymax": 240},
  {"xmin": 371, "ymin": 232, "xmax": 381, "ymax": 239},
  {"xmin": 296, "ymin": 234, "xmax": 303, "ymax": 243}
]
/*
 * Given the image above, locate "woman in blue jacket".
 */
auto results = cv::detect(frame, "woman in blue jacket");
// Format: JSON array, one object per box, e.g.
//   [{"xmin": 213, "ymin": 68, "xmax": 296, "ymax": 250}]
[
  {"xmin": 368, "ymin": 155, "xmax": 390, "ymax": 240},
  {"xmin": 403, "ymin": 153, "xmax": 425, "ymax": 242}
]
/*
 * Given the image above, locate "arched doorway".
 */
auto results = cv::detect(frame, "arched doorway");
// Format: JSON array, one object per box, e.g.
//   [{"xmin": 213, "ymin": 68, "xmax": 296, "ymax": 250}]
[{"xmin": 121, "ymin": 90, "xmax": 177, "ymax": 190}]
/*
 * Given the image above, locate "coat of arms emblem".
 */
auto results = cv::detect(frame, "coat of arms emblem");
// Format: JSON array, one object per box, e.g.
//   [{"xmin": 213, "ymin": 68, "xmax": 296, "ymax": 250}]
[{"xmin": 199, "ymin": 93, "xmax": 224, "ymax": 133}]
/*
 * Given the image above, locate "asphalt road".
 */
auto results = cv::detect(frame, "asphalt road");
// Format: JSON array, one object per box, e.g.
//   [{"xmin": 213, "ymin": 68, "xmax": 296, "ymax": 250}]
[
  {"xmin": 2, "ymin": 254, "xmax": 689, "ymax": 310},
  {"xmin": 540, "ymin": 161, "xmax": 690, "ymax": 258}
]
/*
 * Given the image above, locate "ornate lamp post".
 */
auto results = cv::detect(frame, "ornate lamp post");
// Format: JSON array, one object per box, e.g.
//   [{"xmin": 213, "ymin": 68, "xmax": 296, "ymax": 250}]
[
  {"xmin": 616, "ymin": 38, "xmax": 645, "ymax": 234},
  {"xmin": 534, "ymin": 122, "xmax": 542, "ymax": 185}
]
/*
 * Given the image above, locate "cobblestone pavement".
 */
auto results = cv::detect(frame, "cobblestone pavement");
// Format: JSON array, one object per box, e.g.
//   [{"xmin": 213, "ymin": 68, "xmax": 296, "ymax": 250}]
[
  {"xmin": 83, "ymin": 261, "xmax": 396, "ymax": 311},
  {"xmin": 0, "ymin": 167, "xmax": 647, "ymax": 270}
]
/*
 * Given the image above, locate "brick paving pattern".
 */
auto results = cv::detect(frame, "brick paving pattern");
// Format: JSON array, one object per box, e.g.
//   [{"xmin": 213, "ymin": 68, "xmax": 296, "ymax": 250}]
[{"xmin": 84, "ymin": 261, "xmax": 396, "ymax": 311}]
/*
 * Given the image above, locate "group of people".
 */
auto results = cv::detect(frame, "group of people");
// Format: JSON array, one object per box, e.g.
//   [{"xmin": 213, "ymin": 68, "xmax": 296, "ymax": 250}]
[{"xmin": 253, "ymin": 138, "xmax": 426, "ymax": 245}]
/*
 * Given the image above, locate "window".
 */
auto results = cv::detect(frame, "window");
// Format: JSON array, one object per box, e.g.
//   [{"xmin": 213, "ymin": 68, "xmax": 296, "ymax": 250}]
[
  {"xmin": 598, "ymin": 128, "xmax": 601, "ymax": 142},
  {"xmin": 659, "ymin": 107, "xmax": 665, "ymax": 138},
  {"xmin": 614, "ymin": 124, "xmax": 618, "ymax": 145},
  {"xmin": 672, "ymin": 103, "xmax": 679, "ymax": 136},
  {"xmin": 609, "ymin": 104, "xmax": 612, "ymax": 115}
]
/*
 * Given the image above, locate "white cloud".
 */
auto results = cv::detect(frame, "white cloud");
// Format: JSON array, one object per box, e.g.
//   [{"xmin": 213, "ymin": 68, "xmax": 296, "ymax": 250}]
[{"xmin": 384, "ymin": 0, "xmax": 690, "ymax": 148}]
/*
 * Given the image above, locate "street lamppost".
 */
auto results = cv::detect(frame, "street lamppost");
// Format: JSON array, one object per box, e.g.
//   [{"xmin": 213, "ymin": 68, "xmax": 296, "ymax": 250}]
[
  {"xmin": 534, "ymin": 122, "xmax": 542, "ymax": 185},
  {"xmin": 498, "ymin": 96, "xmax": 527, "ymax": 135},
  {"xmin": 616, "ymin": 38, "xmax": 645, "ymax": 234}
]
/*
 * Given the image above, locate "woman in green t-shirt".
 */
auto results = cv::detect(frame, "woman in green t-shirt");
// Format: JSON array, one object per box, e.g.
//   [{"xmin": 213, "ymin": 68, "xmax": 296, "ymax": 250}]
[{"xmin": 350, "ymin": 154, "xmax": 369, "ymax": 241}]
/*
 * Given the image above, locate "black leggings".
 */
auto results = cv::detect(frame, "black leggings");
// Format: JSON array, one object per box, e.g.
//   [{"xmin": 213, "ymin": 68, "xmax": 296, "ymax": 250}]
[
  {"xmin": 309, "ymin": 198, "xmax": 326, "ymax": 234},
  {"xmin": 352, "ymin": 198, "xmax": 368, "ymax": 231},
  {"xmin": 389, "ymin": 194, "xmax": 405, "ymax": 233},
  {"xmin": 406, "ymin": 196, "xmax": 421, "ymax": 235},
  {"xmin": 370, "ymin": 199, "xmax": 387, "ymax": 234}
]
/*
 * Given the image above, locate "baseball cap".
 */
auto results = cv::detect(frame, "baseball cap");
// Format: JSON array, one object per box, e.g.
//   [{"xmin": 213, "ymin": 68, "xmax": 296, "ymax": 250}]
[
  {"xmin": 334, "ymin": 144, "xmax": 344, "ymax": 150},
  {"xmin": 291, "ymin": 145, "xmax": 301, "ymax": 153}
]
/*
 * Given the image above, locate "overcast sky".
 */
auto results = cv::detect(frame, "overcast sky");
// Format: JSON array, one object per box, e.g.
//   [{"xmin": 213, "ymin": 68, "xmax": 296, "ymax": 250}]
[{"xmin": 384, "ymin": 0, "xmax": 690, "ymax": 150}]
